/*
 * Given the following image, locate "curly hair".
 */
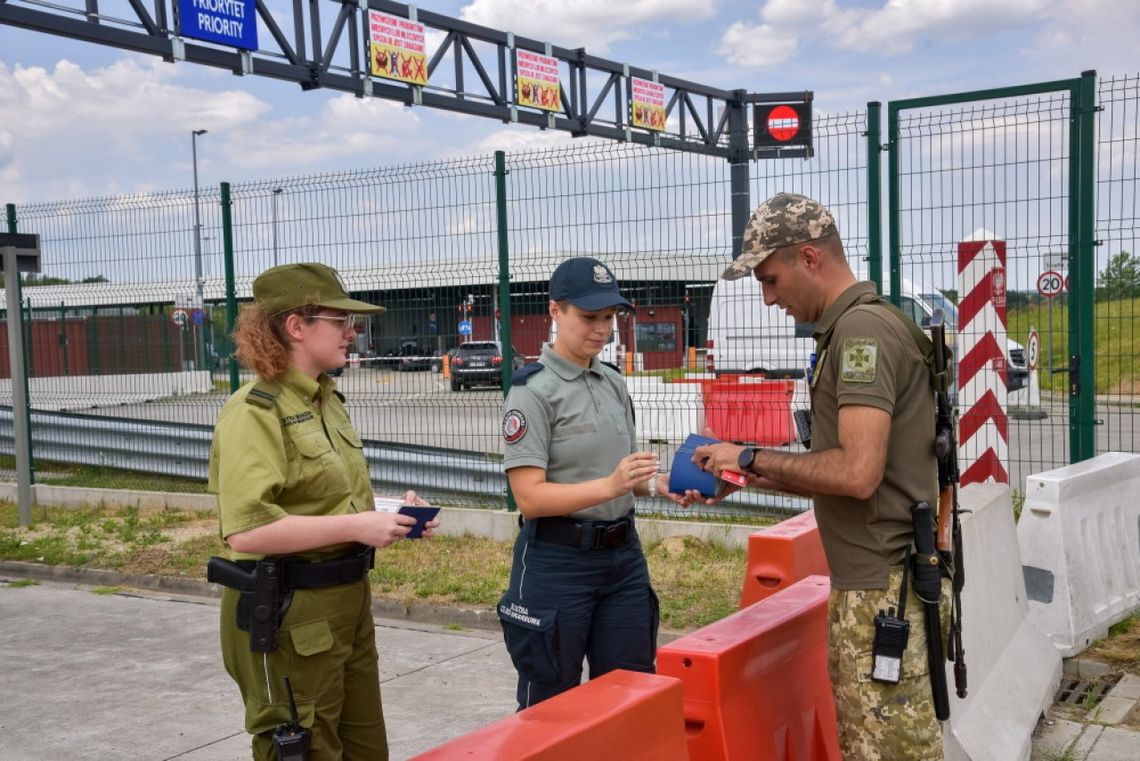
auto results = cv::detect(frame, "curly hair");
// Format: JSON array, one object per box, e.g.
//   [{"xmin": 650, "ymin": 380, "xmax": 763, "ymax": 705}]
[{"xmin": 233, "ymin": 302, "xmax": 324, "ymax": 380}]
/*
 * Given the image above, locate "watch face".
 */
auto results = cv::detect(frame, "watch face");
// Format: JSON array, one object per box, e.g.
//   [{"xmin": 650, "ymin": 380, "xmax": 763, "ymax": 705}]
[{"xmin": 737, "ymin": 447, "xmax": 754, "ymax": 471}]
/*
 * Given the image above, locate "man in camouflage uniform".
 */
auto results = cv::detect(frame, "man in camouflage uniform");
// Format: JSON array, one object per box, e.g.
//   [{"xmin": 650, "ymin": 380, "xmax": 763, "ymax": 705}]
[{"xmin": 694, "ymin": 193, "xmax": 946, "ymax": 760}]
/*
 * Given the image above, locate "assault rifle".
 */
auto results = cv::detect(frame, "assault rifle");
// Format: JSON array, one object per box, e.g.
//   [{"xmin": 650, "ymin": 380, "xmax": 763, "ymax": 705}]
[{"xmin": 929, "ymin": 309, "xmax": 967, "ymax": 700}]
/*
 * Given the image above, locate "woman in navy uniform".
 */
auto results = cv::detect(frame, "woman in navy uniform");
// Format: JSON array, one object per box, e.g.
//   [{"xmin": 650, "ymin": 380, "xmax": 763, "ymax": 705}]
[
  {"xmin": 208, "ymin": 262, "xmax": 439, "ymax": 760},
  {"xmin": 498, "ymin": 256, "xmax": 691, "ymax": 709}
]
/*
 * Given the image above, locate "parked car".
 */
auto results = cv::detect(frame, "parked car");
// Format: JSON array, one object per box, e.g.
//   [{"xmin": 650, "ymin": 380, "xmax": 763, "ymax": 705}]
[{"xmin": 450, "ymin": 341, "xmax": 524, "ymax": 391}]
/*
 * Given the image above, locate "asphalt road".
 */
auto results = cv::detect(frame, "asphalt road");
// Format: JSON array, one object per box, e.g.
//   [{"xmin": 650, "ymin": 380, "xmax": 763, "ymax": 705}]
[{"xmin": 69, "ymin": 368, "xmax": 1139, "ymax": 493}]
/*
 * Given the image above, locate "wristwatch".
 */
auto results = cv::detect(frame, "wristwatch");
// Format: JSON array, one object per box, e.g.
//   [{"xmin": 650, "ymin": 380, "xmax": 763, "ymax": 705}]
[{"xmin": 737, "ymin": 447, "xmax": 760, "ymax": 473}]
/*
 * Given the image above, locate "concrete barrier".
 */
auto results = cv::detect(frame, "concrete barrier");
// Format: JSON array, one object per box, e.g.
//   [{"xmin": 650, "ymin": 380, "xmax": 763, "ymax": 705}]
[
  {"xmin": 943, "ymin": 482, "xmax": 1061, "ymax": 761},
  {"xmin": 1017, "ymin": 452, "xmax": 1140, "ymax": 656},
  {"xmin": 627, "ymin": 377, "xmax": 705, "ymax": 444}
]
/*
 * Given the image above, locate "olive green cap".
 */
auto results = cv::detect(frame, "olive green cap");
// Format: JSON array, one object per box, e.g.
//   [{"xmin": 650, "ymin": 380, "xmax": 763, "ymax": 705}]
[{"xmin": 252, "ymin": 263, "xmax": 385, "ymax": 315}]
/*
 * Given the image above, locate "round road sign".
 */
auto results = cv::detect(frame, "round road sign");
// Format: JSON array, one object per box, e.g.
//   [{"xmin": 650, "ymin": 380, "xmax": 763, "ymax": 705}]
[
  {"xmin": 767, "ymin": 105, "xmax": 800, "ymax": 142},
  {"xmin": 1037, "ymin": 270, "xmax": 1063, "ymax": 299},
  {"xmin": 171, "ymin": 308, "xmax": 189, "ymax": 327},
  {"xmin": 1026, "ymin": 329, "xmax": 1040, "ymax": 371}
]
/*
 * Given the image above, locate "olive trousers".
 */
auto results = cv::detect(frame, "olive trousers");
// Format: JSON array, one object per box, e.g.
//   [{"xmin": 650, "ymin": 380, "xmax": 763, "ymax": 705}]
[{"xmin": 220, "ymin": 579, "xmax": 387, "ymax": 761}]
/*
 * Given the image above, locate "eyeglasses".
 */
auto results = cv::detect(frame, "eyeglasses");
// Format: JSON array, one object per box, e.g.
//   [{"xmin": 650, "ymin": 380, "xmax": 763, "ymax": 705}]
[{"xmin": 309, "ymin": 313, "xmax": 358, "ymax": 330}]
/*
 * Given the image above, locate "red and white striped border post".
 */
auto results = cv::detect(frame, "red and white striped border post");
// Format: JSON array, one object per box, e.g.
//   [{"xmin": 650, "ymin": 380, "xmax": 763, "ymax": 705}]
[{"xmin": 957, "ymin": 230, "xmax": 1009, "ymax": 485}]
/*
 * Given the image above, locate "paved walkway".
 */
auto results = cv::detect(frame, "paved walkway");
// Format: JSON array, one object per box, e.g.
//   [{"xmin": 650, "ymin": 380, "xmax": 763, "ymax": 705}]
[{"xmin": 2, "ymin": 575, "xmax": 1138, "ymax": 760}]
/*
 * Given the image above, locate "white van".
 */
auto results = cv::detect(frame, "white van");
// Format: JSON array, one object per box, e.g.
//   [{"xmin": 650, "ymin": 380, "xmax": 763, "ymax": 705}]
[
  {"xmin": 547, "ymin": 314, "xmax": 622, "ymax": 369},
  {"xmin": 705, "ymin": 273, "xmax": 1027, "ymax": 390}
]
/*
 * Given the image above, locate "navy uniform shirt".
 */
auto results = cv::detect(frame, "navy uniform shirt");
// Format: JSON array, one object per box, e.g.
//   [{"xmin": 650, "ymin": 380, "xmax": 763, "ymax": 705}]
[{"xmin": 502, "ymin": 345, "xmax": 636, "ymax": 521}]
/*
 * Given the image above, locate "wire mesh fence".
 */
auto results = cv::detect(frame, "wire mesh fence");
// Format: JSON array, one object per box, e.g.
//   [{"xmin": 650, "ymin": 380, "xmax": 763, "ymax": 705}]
[{"xmin": 2, "ymin": 71, "xmax": 1138, "ymax": 517}]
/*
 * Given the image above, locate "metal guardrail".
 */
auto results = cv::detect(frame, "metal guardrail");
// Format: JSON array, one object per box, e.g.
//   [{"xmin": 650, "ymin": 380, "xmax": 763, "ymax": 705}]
[{"xmin": 0, "ymin": 407, "xmax": 808, "ymax": 517}]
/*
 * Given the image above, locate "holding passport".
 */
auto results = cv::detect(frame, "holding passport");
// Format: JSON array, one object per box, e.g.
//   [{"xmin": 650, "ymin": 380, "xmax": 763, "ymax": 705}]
[{"xmin": 669, "ymin": 433, "xmax": 749, "ymax": 498}]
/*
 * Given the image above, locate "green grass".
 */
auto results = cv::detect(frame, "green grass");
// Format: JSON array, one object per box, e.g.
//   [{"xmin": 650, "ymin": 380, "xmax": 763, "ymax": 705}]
[
  {"xmin": 0, "ymin": 501, "xmax": 748, "ymax": 632},
  {"xmin": 1009, "ymin": 297, "xmax": 1140, "ymax": 395},
  {"xmin": 4, "ymin": 578, "xmax": 39, "ymax": 588}
]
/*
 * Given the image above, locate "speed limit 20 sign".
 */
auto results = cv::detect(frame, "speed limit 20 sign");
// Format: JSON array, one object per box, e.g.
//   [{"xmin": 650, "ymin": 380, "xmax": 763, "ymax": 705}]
[{"xmin": 1037, "ymin": 270, "xmax": 1064, "ymax": 299}]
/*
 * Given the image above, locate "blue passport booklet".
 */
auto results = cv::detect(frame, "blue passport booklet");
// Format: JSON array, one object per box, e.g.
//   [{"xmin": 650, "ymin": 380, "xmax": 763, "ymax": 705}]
[{"xmin": 669, "ymin": 434, "xmax": 736, "ymax": 499}]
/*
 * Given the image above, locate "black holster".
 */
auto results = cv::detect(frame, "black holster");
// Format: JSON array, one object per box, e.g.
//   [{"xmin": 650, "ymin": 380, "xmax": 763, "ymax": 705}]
[{"xmin": 207, "ymin": 556, "xmax": 292, "ymax": 653}]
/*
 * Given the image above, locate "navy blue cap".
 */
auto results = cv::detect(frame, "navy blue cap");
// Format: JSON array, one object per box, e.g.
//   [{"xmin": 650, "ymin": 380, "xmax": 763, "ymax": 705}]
[{"xmin": 548, "ymin": 257, "xmax": 633, "ymax": 311}]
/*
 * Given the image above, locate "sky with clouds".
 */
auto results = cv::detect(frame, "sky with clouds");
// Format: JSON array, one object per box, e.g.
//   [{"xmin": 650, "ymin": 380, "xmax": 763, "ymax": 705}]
[{"xmin": 0, "ymin": 0, "xmax": 1136, "ymax": 204}]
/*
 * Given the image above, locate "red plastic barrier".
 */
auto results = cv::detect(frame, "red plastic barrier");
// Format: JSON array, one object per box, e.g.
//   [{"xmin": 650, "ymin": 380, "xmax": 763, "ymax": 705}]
[
  {"xmin": 704, "ymin": 379, "xmax": 794, "ymax": 445},
  {"xmin": 658, "ymin": 576, "xmax": 840, "ymax": 761},
  {"xmin": 411, "ymin": 670, "xmax": 689, "ymax": 761},
  {"xmin": 739, "ymin": 510, "xmax": 830, "ymax": 609}
]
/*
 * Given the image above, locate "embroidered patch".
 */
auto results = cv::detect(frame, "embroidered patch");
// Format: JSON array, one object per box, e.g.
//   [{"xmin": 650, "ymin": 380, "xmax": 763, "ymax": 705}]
[
  {"xmin": 502, "ymin": 409, "xmax": 528, "ymax": 443},
  {"xmin": 592, "ymin": 264, "xmax": 613, "ymax": 283},
  {"xmin": 840, "ymin": 338, "xmax": 878, "ymax": 383},
  {"xmin": 281, "ymin": 411, "xmax": 315, "ymax": 426}
]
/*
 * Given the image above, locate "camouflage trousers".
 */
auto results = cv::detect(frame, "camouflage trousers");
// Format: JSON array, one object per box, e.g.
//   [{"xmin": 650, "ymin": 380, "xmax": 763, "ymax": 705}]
[{"xmin": 828, "ymin": 567, "xmax": 949, "ymax": 761}]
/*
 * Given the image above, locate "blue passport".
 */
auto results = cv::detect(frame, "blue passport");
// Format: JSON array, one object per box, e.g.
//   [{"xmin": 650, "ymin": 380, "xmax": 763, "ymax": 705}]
[
  {"xmin": 398, "ymin": 505, "xmax": 441, "ymax": 539},
  {"xmin": 669, "ymin": 434, "xmax": 730, "ymax": 499}
]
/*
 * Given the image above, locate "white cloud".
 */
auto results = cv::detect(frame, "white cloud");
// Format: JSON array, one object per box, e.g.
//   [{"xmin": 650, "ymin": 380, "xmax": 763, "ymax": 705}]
[
  {"xmin": 720, "ymin": 21, "xmax": 799, "ymax": 67},
  {"xmin": 459, "ymin": 0, "xmax": 714, "ymax": 55}
]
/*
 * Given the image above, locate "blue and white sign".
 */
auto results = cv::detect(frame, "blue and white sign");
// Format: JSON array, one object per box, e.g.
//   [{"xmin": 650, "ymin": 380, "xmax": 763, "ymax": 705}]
[
  {"xmin": 458, "ymin": 320, "xmax": 472, "ymax": 336},
  {"xmin": 178, "ymin": 0, "xmax": 258, "ymax": 51}
]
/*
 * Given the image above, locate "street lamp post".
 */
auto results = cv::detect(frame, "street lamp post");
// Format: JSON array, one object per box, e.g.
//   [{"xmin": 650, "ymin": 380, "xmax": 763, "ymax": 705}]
[
  {"xmin": 272, "ymin": 187, "xmax": 283, "ymax": 267},
  {"xmin": 191, "ymin": 128, "xmax": 207, "ymax": 370}
]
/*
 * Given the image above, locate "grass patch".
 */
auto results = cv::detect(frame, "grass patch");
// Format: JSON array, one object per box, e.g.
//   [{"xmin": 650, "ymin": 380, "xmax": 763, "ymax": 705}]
[
  {"xmin": 0, "ymin": 501, "xmax": 748, "ymax": 632},
  {"xmin": 4, "ymin": 578, "xmax": 39, "ymax": 588},
  {"xmin": 1083, "ymin": 610, "xmax": 1140, "ymax": 673},
  {"xmin": 40, "ymin": 466, "xmax": 209, "ymax": 494},
  {"xmin": 92, "ymin": 585, "xmax": 124, "ymax": 595}
]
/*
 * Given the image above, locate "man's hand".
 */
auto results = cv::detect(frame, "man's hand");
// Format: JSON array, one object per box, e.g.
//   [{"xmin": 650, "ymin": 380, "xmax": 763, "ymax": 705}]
[{"xmin": 692, "ymin": 441, "xmax": 747, "ymax": 479}]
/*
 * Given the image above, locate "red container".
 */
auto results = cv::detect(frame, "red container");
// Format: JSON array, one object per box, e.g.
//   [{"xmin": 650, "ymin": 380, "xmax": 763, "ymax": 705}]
[{"xmin": 704, "ymin": 379, "xmax": 794, "ymax": 446}]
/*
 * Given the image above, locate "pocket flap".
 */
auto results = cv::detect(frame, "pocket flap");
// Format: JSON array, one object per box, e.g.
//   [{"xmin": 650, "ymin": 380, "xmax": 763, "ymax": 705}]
[
  {"xmin": 293, "ymin": 433, "xmax": 333, "ymax": 459},
  {"xmin": 290, "ymin": 619, "xmax": 334, "ymax": 656},
  {"xmin": 335, "ymin": 426, "xmax": 364, "ymax": 449}
]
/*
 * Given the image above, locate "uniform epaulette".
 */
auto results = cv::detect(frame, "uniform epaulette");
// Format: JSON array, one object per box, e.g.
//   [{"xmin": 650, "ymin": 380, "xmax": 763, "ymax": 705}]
[
  {"xmin": 332, "ymin": 389, "xmax": 346, "ymax": 404},
  {"xmin": 600, "ymin": 361, "xmax": 622, "ymax": 375},
  {"xmin": 245, "ymin": 380, "xmax": 281, "ymax": 409},
  {"xmin": 512, "ymin": 362, "xmax": 545, "ymax": 386}
]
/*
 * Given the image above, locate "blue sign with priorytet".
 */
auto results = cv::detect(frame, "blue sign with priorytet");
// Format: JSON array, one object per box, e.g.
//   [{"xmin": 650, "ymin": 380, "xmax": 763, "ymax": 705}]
[
  {"xmin": 458, "ymin": 320, "xmax": 472, "ymax": 335},
  {"xmin": 178, "ymin": 0, "xmax": 258, "ymax": 51}
]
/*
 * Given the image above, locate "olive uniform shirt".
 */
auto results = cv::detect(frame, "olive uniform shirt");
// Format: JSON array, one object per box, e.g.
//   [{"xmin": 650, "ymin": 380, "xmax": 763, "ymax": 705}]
[
  {"xmin": 502, "ymin": 346, "xmax": 636, "ymax": 521},
  {"xmin": 208, "ymin": 368, "xmax": 372, "ymax": 562},
  {"xmin": 810, "ymin": 282, "xmax": 938, "ymax": 590}
]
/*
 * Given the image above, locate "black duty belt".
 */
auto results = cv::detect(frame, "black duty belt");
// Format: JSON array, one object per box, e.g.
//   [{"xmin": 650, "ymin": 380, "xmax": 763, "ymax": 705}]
[
  {"xmin": 531, "ymin": 513, "xmax": 634, "ymax": 550},
  {"xmin": 234, "ymin": 545, "xmax": 375, "ymax": 590}
]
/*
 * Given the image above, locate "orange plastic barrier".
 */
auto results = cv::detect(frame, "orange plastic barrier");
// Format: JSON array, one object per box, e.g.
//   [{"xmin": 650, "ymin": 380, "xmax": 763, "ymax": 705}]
[
  {"xmin": 658, "ymin": 576, "xmax": 840, "ymax": 761},
  {"xmin": 411, "ymin": 670, "xmax": 690, "ymax": 761},
  {"xmin": 739, "ymin": 509, "xmax": 830, "ymax": 609},
  {"xmin": 704, "ymin": 379, "xmax": 794, "ymax": 445}
]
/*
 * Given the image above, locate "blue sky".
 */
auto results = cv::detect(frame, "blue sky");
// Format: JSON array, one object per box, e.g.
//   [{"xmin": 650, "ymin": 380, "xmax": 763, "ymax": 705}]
[{"xmin": 1, "ymin": 0, "xmax": 1136, "ymax": 204}]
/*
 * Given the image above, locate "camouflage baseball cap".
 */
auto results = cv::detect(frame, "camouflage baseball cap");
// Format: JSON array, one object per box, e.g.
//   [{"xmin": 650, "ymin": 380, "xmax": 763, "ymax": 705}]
[
  {"xmin": 252, "ymin": 263, "xmax": 385, "ymax": 315},
  {"xmin": 721, "ymin": 193, "xmax": 838, "ymax": 280}
]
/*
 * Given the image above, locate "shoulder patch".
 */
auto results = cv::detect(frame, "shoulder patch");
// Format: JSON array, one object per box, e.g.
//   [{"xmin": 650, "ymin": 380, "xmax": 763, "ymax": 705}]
[
  {"xmin": 502, "ymin": 409, "xmax": 528, "ymax": 443},
  {"xmin": 599, "ymin": 361, "xmax": 622, "ymax": 375},
  {"xmin": 840, "ymin": 337, "xmax": 878, "ymax": 383},
  {"xmin": 245, "ymin": 381, "xmax": 280, "ymax": 408},
  {"xmin": 511, "ymin": 362, "xmax": 545, "ymax": 386}
]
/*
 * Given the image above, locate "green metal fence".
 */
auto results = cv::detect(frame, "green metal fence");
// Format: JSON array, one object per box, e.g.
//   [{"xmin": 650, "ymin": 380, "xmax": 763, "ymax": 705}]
[{"xmin": 3, "ymin": 70, "xmax": 1139, "ymax": 518}]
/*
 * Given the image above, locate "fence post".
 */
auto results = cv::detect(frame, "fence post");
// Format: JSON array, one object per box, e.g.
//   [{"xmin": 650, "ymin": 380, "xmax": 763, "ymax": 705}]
[
  {"xmin": 885, "ymin": 103, "xmax": 902, "ymax": 308},
  {"xmin": 865, "ymin": 101, "xmax": 883, "ymax": 293},
  {"xmin": 1069, "ymin": 70, "xmax": 1098, "ymax": 462},
  {"xmin": 6, "ymin": 203, "xmax": 36, "ymax": 498},
  {"xmin": 727, "ymin": 89, "xmax": 752, "ymax": 260},
  {"xmin": 494, "ymin": 152, "xmax": 517, "ymax": 513},
  {"xmin": 4, "ymin": 204, "xmax": 36, "ymax": 525},
  {"xmin": 221, "ymin": 182, "xmax": 239, "ymax": 394}
]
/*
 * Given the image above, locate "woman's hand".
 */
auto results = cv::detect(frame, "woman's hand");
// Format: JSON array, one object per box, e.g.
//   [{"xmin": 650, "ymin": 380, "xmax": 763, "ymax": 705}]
[
  {"xmin": 609, "ymin": 452, "xmax": 659, "ymax": 497},
  {"xmin": 357, "ymin": 510, "xmax": 416, "ymax": 548},
  {"xmin": 650, "ymin": 472, "xmax": 700, "ymax": 508}
]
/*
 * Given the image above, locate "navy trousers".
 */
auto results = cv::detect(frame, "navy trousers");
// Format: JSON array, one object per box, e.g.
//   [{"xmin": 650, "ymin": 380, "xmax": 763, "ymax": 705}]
[{"xmin": 497, "ymin": 518, "xmax": 659, "ymax": 710}]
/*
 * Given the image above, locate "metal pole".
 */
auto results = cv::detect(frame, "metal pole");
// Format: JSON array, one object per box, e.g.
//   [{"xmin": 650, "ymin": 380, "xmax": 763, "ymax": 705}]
[
  {"xmin": 866, "ymin": 102, "xmax": 884, "ymax": 292},
  {"xmin": 192, "ymin": 129, "xmax": 207, "ymax": 369},
  {"xmin": 727, "ymin": 90, "xmax": 752, "ymax": 261},
  {"xmin": 3, "ymin": 244, "xmax": 33, "ymax": 526},
  {"xmin": 493, "ymin": 151, "xmax": 515, "ymax": 513},
  {"xmin": 272, "ymin": 187, "xmax": 283, "ymax": 267},
  {"xmin": 222, "ymin": 182, "xmax": 240, "ymax": 394}
]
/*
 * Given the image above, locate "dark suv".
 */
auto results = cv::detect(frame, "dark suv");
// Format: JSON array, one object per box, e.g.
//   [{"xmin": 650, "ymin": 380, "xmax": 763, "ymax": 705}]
[{"xmin": 450, "ymin": 341, "xmax": 523, "ymax": 391}]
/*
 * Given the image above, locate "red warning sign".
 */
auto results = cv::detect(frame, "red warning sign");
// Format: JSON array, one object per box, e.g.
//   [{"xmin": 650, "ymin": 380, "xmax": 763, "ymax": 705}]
[
  {"xmin": 753, "ymin": 99, "xmax": 813, "ymax": 157},
  {"xmin": 767, "ymin": 105, "xmax": 800, "ymax": 142}
]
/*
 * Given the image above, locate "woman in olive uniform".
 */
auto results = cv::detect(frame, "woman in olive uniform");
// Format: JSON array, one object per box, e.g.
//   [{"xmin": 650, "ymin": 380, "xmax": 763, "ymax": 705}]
[
  {"xmin": 498, "ymin": 257, "xmax": 692, "ymax": 710},
  {"xmin": 208, "ymin": 262, "xmax": 438, "ymax": 760}
]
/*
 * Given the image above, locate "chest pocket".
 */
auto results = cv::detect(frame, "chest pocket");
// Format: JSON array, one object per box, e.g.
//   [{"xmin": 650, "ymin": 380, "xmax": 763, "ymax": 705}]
[
  {"xmin": 551, "ymin": 422, "xmax": 597, "ymax": 440},
  {"xmin": 332, "ymin": 426, "xmax": 368, "ymax": 484},
  {"xmin": 289, "ymin": 429, "xmax": 350, "ymax": 498}
]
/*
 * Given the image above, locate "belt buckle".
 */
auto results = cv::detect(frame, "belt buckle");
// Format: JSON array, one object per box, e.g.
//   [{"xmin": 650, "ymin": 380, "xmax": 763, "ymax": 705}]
[{"xmin": 596, "ymin": 522, "xmax": 625, "ymax": 549}]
